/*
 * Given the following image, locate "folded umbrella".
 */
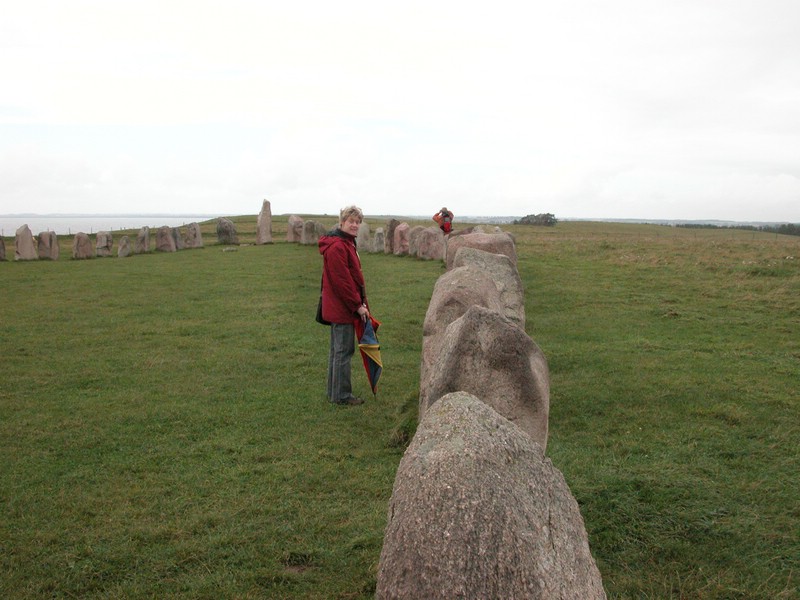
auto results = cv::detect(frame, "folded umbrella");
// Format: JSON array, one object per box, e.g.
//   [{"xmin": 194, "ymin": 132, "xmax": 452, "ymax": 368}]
[{"xmin": 355, "ymin": 315, "xmax": 382, "ymax": 395}]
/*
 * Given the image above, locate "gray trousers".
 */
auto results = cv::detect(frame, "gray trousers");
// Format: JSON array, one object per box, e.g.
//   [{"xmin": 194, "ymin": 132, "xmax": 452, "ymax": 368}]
[{"xmin": 327, "ymin": 322, "xmax": 355, "ymax": 402}]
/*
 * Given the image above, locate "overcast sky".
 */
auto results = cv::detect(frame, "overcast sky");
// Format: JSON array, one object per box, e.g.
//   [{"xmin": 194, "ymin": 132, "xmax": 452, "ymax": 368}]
[{"xmin": 2, "ymin": 0, "xmax": 799, "ymax": 222}]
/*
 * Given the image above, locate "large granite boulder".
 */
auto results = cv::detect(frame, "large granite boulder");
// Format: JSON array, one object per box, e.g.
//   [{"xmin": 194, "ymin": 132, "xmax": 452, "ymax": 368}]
[
  {"xmin": 135, "ymin": 226, "xmax": 150, "ymax": 254},
  {"xmin": 373, "ymin": 227, "xmax": 385, "ymax": 253},
  {"xmin": 416, "ymin": 226, "xmax": 445, "ymax": 260},
  {"xmin": 95, "ymin": 231, "xmax": 113, "ymax": 257},
  {"xmin": 171, "ymin": 227, "xmax": 185, "ymax": 250},
  {"xmin": 37, "ymin": 231, "xmax": 59, "ymax": 260},
  {"xmin": 286, "ymin": 215, "xmax": 304, "ymax": 242},
  {"xmin": 72, "ymin": 232, "xmax": 94, "ymax": 259},
  {"xmin": 384, "ymin": 218, "xmax": 400, "ymax": 254},
  {"xmin": 0, "ymin": 237, "xmax": 5, "ymax": 261},
  {"xmin": 376, "ymin": 392, "xmax": 606, "ymax": 600},
  {"xmin": 451, "ymin": 247, "xmax": 526, "ymax": 328},
  {"xmin": 301, "ymin": 220, "xmax": 321, "ymax": 245},
  {"xmin": 445, "ymin": 231, "xmax": 517, "ymax": 270},
  {"xmin": 393, "ymin": 222, "xmax": 410, "ymax": 256},
  {"xmin": 407, "ymin": 225, "xmax": 425, "ymax": 257},
  {"xmin": 216, "ymin": 218, "xmax": 239, "ymax": 245},
  {"xmin": 185, "ymin": 222, "xmax": 203, "ymax": 248},
  {"xmin": 156, "ymin": 226, "xmax": 177, "ymax": 252},
  {"xmin": 14, "ymin": 225, "xmax": 37, "ymax": 261},
  {"xmin": 257, "ymin": 199, "xmax": 273, "ymax": 244},
  {"xmin": 118, "ymin": 235, "xmax": 132, "ymax": 258},
  {"xmin": 420, "ymin": 305, "xmax": 549, "ymax": 449},
  {"xmin": 356, "ymin": 221, "xmax": 371, "ymax": 251}
]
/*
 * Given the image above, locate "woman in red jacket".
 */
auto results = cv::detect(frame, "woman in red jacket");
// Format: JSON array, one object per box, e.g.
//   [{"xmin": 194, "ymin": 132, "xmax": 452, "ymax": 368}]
[{"xmin": 318, "ymin": 205, "xmax": 370, "ymax": 406}]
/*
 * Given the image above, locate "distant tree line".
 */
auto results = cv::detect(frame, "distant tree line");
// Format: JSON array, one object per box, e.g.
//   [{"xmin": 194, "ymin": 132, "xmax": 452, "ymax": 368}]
[
  {"xmin": 514, "ymin": 213, "xmax": 558, "ymax": 226},
  {"xmin": 675, "ymin": 223, "xmax": 800, "ymax": 237}
]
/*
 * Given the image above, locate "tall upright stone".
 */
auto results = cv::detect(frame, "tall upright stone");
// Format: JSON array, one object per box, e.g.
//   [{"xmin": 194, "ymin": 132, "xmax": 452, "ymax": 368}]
[
  {"xmin": 14, "ymin": 225, "xmax": 37, "ymax": 261},
  {"xmin": 216, "ymin": 218, "xmax": 239, "ymax": 245},
  {"xmin": 171, "ymin": 227, "xmax": 186, "ymax": 250},
  {"xmin": 95, "ymin": 231, "xmax": 113, "ymax": 257},
  {"xmin": 376, "ymin": 392, "xmax": 606, "ymax": 600},
  {"xmin": 286, "ymin": 215, "xmax": 304, "ymax": 242},
  {"xmin": 357, "ymin": 221, "xmax": 371, "ymax": 251},
  {"xmin": 118, "ymin": 235, "xmax": 132, "ymax": 258},
  {"xmin": 256, "ymin": 199, "xmax": 273, "ymax": 245},
  {"xmin": 135, "ymin": 226, "xmax": 151, "ymax": 254},
  {"xmin": 384, "ymin": 219, "xmax": 400, "ymax": 254},
  {"xmin": 373, "ymin": 228, "xmax": 385, "ymax": 253},
  {"xmin": 0, "ymin": 237, "xmax": 6, "ymax": 261},
  {"xmin": 72, "ymin": 232, "xmax": 94, "ymax": 259},
  {"xmin": 185, "ymin": 222, "xmax": 203, "ymax": 248},
  {"xmin": 393, "ymin": 223, "xmax": 410, "ymax": 256},
  {"xmin": 37, "ymin": 231, "xmax": 60, "ymax": 260},
  {"xmin": 301, "ymin": 220, "xmax": 320, "ymax": 245},
  {"xmin": 156, "ymin": 226, "xmax": 177, "ymax": 252}
]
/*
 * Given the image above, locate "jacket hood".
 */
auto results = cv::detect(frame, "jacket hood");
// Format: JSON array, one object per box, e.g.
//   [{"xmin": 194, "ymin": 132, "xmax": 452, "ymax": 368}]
[{"xmin": 319, "ymin": 227, "xmax": 356, "ymax": 255}]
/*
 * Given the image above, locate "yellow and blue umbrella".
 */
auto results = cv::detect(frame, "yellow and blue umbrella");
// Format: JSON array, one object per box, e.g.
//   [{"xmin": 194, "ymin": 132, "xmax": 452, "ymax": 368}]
[{"xmin": 356, "ymin": 316, "xmax": 382, "ymax": 395}]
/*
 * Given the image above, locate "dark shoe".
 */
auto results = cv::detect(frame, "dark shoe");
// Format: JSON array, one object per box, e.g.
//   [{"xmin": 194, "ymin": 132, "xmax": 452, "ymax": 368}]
[{"xmin": 334, "ymin": 396, "xmax": 364, "ymax": 406}]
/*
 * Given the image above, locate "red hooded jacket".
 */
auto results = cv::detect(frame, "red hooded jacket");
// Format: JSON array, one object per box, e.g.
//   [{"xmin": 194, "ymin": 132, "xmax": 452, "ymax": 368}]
[{"xmin": 318, "ymin": 228, "xmax": 367, "ymax": 324}]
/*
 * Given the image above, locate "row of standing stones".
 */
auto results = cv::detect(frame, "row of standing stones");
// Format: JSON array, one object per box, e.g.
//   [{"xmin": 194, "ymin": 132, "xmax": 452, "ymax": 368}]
[{"xmin": 374, "ymin": 233, "xmax": 607, "ymax": 599}]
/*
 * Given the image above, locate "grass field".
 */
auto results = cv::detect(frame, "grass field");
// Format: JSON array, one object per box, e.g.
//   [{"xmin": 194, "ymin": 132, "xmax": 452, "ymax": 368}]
[{"xmin": 1, "ymin": 217, "xmax": 798, "ymax": 598}]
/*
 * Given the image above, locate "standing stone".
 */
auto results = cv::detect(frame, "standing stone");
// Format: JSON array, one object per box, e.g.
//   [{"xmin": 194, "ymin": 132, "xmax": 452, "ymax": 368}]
[
  {"xmin": 216, "ymin": 217, "xmax": 239, "ymax": 245},
  {"xmin": 416, "ymin": 226, "xmax": 446, "ymax": 261},
  {"xmin": 171, "ymin": 227, "xmax": 186, "ymax": 250},
  {"xmin": 72, "ymin": 232, "xmax": 94, "ymax": 259},
  {"xmin": 315, "ymin": 221, "xmax": 329, "ymax": 239},
  {"xmin": 256, "ymin": 199, "xmax": 273, "ymax": 244},
  {"xmin": 421, "ymin": 305, "xmax": 549, "ymax": 449},
  {"xmin": 357, "ymin": 221, "xmax": 371, "ymax": 251},
  {"xmin": 118, "ymin": 236, "xmax": 132, "ymax": 258},
  {"xmin": 286, "ymin": 215, "xmax": 304, "ymax": 242},
  {"xmin": 384, "ymin": 218, "xmax": 400, "ymax": 254},
  {"xmin": 135, "ymin": 226, "xmax": 150, "ymax": 254},
  {"xmin": 376, "ymin": 392, "xmax": 606, "ymax": 600},
  {"xmin": 14, "ymin": 225, "xmax": 37, "ymax": 261},
  {"xmin": 301, "ymin": 220, "xmax": 321, "ymax": 245},
  {"xmin": 156, "ymin": 226, "xmax": 177, "ymax": 252},
  {"xmin": 0, "ymin": 237, "xmax": 5, "ymax": 261},
  {"xmin": 446, "ymin": 231, "xmax": 517, "ymax": 270},
  {"xmin": 393, "ymin": 223, "xmax": 410, "ymax": 256},
  {"xmin": 95, "ymin": 231, "xmax": 113, "ymax": 257},
  {"xmin": 407, "ymin": 226, "xmax": 425, "ymax": 257},
  {"xmin": 185, "ymin": 222, "xmax": 203, "ymax": 248},
  {"xmin": 373, "ymin": 228, "xmax": 385, "ymax": 253},
  {"xmin": 37, "ymin": 231, "xmax": 60, "ymax": 260}
]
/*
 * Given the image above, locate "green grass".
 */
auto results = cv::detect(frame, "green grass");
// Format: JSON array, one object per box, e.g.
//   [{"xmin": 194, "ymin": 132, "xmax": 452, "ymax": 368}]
[{"xmin": 1, "ymin": 218, "xmax": 798, "ymax": 598}]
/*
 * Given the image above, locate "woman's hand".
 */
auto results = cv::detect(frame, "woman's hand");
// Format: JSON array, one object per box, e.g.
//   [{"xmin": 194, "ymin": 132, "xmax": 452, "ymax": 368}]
[{"xmin": 357, "ymin": 303, "xmax": 369, "ymax": 322}]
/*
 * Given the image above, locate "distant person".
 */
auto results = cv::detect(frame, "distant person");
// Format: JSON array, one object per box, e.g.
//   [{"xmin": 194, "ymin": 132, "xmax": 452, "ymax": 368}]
[
  {"xmin": 318, "ymin": 205, "xmax": 371, "ymax": 406},
  {"xmin": 433, "ymin": 207, "xmax": 454, "ymax": 234}
]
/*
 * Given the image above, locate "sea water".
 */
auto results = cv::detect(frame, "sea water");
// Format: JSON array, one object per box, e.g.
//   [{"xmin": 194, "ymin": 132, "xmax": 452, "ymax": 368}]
[{"xmin": 0, "ymin": 215, "xmax": 218, "ymax": 237}]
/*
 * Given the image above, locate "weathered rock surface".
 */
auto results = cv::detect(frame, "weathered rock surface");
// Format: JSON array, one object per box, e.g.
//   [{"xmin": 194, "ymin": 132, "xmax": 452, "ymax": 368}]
[
  {"xmin": 14, "ymin": 225, "xmax": 37, "ymax": 261},
  {"xmin": 416, "ymin": 226, "xmax": 445, "ymax": 260},
  {"xmin": 445, "ymin": 231, "xmax": 517, "ymax": 270},
  {"xmin": 393, "ymin": 222, "xmax": 410, "ymax": 256},
  {"xmin": 407, "ymin": 225, "xmax": 425, "ymax": 258},
  {"xmin": 72, "ymin": 232, "xmax": 94, "ymax": 259},
  {"xmin": 373, "ymin": 227, "xmax": 385, "ymax": 253},
  {"xmin": 37, "ymin": 231, "xmax": 59, "ymax": 260},
  {"xmin": 0, "ymin": 237, "xmax": 6, "ymax": 261},
  {"xmin": 171, "ymin": 227, "xmax": 185, "ymax": 250},
  {"xmin": 302, "ymin": 220, "xmax": 322, "ymax": 245},
  {"xmin": 216, "ymin": 218, "xmax": 239, "ymax": 245},
  {"xmin": 357, "ymin": 221, "xmax": 371, "ymax": 251},
  {"xmin": 118, "ymin": 235, "xmax": 132, "ymax": 257},
  {"xmin": 286, "ymin": 215, "xmax": 304, "ymax": 242},
  {"xmin": 185, "ymin": 222, "xmax": 203, "ymax": 248},
  {"xmin": 376, "ymin": 392, "xmax": 606, "ymax": 600},
  {"xmin": 95, "ymin": 231, "xmax": 113, "ymax": 257},
  {"xmin": 135, "ymin": 226, "xmax": 150, "ymax": 254},
  {"xmin": 257, "ymin": 199, "xmax": 273, "ymax": 244},
  {"xmin": 420, "ymin": 305, "xmax": 549, "ymax": 449},
  {"xmin": 156, "ymin": 226, "xmax": 177, "ymax": 252},
  {"xmin": 384, "ymin": 218, "xmax": 400, "ymax": 254}
]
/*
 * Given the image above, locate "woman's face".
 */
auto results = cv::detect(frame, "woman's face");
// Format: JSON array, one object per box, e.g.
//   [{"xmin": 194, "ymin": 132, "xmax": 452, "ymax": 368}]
[{"xmin": 341, "ymin": 216, "xmax": 362, "ymax": 236}]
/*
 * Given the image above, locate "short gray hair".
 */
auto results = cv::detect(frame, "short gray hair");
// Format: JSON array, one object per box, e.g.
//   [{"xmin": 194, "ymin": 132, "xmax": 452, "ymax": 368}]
[{"xmin": 339, "ymin": 205, "xmax": 363, "ymax": 223}]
